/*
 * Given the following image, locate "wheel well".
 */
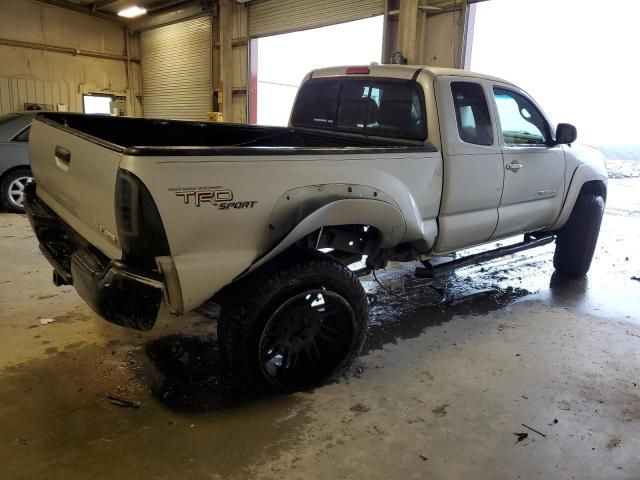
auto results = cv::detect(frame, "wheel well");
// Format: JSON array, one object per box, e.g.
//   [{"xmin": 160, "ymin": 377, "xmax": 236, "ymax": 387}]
[
  {"xmin": 580, "ymin": 180, "xmax": 607, "ymax": 201},
  {"xmin": 302, "ymin": 224, "xmax": 382, "ymax": 255}
]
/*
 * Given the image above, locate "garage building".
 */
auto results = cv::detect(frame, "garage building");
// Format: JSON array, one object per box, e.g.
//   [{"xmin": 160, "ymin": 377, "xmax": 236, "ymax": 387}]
[{"xmin": 1, "ymin": 0, "xmax": 639, "ymax": 478}]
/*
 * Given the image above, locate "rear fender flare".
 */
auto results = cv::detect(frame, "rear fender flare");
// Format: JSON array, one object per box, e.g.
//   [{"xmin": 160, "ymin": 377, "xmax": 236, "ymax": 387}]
[{"xmin": 247, "ymin": 198, "xmax": 406, "ymax": 273}]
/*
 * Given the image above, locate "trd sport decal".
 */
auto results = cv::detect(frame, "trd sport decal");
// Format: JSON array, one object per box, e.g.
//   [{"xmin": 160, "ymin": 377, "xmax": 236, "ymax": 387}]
[{"xmin": 169, "ymin": 186, "xmax": 258, "ymax": 210}]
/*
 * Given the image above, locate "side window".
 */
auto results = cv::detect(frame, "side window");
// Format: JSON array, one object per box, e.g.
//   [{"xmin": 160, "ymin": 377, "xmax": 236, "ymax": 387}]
[
  {"xmin": 12, "ymin": 126, "xmax": 31, "ymax": 142},
  {"xmin": 451, "ymin": 82, "xmax": 493, "ymax": 146},
  {"xmin": 493, "ymin": 88, "xmax": 548, "ymax": 145}
]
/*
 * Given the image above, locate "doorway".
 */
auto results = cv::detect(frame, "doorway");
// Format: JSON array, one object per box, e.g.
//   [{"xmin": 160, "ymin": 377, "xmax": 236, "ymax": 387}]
[{"xmin": 250, "ymin": 16, "xmax": 384, "ymax": 126}]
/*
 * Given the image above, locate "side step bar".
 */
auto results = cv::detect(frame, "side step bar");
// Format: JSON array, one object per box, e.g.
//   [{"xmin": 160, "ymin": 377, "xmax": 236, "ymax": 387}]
[{"xmin": 415, "ymin": 233, "xmax": 556, "ymax": 278}]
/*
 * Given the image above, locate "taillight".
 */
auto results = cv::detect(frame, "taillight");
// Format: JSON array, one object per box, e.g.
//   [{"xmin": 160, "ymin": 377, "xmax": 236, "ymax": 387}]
[
  {"xmin": 115, "ymin": 169, "xmax": 170, "ymax": 270},
  {"xmin": 116, "ymin": 172, "xmax": 137, "ymax": 235},
  {"xmin": 345, "ymin": 66, "xmax": 370, "ymax": 75}
]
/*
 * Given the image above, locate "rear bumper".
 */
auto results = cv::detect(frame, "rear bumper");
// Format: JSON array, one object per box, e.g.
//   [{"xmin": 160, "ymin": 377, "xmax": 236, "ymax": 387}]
[
  {"xmin": 24, "ymin": 183, "xmax": 164, "ymax": 331},
  {"xmin": 71, "ymin": 249, "xmax": 164, "ymax": 331}
]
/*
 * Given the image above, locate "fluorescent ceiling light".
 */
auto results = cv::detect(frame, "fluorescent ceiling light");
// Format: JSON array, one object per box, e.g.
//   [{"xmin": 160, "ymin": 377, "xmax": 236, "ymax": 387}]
[{"xmin": 118, "ymin": 6, "xmax": 147, "ymax": 18}]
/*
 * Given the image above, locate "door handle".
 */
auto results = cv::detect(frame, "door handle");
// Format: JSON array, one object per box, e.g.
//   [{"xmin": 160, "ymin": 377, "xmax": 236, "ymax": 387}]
[
  {"xmin": 506, "ymin": 161, "xmax": 523, "ymax": 172},
  {"xmin": 55, "ymin": 146, "xmax": 71, "ymax": 172}
]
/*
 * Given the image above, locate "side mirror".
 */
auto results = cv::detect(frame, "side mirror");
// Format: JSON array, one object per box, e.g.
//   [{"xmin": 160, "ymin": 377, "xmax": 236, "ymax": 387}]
[{"xmin": 555, "ymin": 123, "xmax": 577, "ymax": 145}]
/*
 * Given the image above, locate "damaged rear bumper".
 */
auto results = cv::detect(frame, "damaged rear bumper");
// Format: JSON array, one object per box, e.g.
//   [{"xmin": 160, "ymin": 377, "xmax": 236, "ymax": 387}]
[
  {"xmin": 71, "ymin": 250, "xmax": 164, "ymax": 331},
  {"xmin": 24, "ymin": 183, "xmax": 164, "ymax": 331}
]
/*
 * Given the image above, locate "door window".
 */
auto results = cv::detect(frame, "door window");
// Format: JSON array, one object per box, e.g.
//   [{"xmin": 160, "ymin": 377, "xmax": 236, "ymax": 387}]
[
  {"xmin": 493, "ymin": 88, "xmax": 548, "ymax": 145},
  {"xmin": 451, "ymin": 82, "xmax": 493, "ymax": 146}
]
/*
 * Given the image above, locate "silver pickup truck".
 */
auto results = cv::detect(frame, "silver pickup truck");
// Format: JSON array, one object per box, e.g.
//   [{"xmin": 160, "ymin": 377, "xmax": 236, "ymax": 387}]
[{"xmin": 24, "ymin": 64, "xmax": 607, "ymax": 392}]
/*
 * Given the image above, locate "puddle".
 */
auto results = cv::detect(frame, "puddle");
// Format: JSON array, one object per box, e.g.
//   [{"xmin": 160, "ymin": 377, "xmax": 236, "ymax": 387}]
[
  {"xmin": 359, "ymin": 266, "xmax": 531, "ymax": 353},
  {"xmin": 356, "ymin": 178, "xmax": 640, "ymax": 349}
]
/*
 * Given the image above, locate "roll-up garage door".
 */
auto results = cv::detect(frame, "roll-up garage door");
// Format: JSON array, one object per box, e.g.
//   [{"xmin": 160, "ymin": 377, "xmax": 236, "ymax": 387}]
[
  {"xmin": 141, "ymin": 16, "xmax": 211, "ymax": 120},
  {"xmin": 249, "ymin": 0, "xmax": 384, "ymax": 38}
]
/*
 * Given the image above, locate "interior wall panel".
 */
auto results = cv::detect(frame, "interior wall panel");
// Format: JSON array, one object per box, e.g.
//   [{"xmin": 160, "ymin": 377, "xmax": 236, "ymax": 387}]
[
  {"xmin": 0, "ymin": 77, "xmax": 82, "ymax": 115},
  {"xmin": 0, "ymin": 0, "xmax": 139, "ymax": 115},
  {"xmin": 423, "ymin": 11, "xmax": 462, "ymax": 67}
]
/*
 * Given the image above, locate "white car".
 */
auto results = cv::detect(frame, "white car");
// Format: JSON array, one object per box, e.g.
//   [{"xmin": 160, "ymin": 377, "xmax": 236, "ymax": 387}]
[
  {"xmin": 24, "ymin": 64, "xmax": 607, "ymax": 392},
  {"xmin": 0, "ymin": 112, "xmax": 37, "ymax": 212}
]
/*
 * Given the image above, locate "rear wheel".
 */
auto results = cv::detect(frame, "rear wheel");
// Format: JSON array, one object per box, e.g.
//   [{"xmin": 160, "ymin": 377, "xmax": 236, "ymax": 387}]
[
  {"xmin": 553, "ymin": 193, "xmax": 604, "ymax": 277},
  {"xmin": 1, "ymin": 168, "xmax": 33, "ymax": 213},
  {"xmin": 218, "ymin": 254, "xmax": 368, "ymax": 393}
]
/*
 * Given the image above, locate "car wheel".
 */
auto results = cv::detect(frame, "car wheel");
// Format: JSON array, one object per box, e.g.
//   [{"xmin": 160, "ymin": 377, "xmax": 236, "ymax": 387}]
[
  {"xmin": 1, "ymin": 168, "xmax": 33, "ymax": 213},
  {"xmin": 217, "ymin": 252, "xmax": 369, "ymax": 393},
  {"xmin": 553, "ymin": 193, "xmax": 605, "ymax": 277}
]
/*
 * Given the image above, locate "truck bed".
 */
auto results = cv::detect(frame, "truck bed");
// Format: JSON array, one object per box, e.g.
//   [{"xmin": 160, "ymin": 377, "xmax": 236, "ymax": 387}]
[
  {"xmin": 27, "ymin": 109, "xmax": 442, "ymax": 323},
  {"xmin": 37, "ymin": 112, "xmax": 411, "ymax": 154}
]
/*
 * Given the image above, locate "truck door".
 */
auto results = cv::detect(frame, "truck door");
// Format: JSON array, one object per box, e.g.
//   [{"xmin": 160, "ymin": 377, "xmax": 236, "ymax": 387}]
[
  {"xmin": 434, "ymin": 77, "xmax": 503, "ymax": 253},
  {"xmin": 490, "ymin": 85, "xmax": 565, "ymax": 239}
]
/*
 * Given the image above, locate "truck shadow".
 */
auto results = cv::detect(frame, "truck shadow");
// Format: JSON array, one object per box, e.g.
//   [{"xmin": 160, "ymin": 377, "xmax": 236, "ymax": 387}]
[
  {"xmin": 548, "ymin": 271, "xmax": 589, "ymax": 300},
  {"xmin": 143, "ymin": 333, "xmax": 254, "ymax": 413},
  {"xmin": 361, "ymin": 283, "xmax": 530, "ymax": 354}
]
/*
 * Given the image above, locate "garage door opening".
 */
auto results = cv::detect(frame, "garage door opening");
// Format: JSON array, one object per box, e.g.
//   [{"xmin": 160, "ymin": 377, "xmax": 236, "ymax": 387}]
[
  {"xmin": 250, "ymin": 16, "xmax": 384, "ymax": 126},
  {"xmin": 470, "ymin": 0, "xmax": 640, "ymax": 162}
]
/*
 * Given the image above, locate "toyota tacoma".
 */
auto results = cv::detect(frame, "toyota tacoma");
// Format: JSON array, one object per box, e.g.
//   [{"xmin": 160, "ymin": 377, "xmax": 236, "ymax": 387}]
[{"xmin": 24, "ymin": 65, "xmax": 607, "ymax": 392}]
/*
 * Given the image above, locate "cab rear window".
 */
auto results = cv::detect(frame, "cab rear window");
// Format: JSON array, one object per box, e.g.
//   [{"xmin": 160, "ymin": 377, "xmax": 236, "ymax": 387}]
[{"xmin": 291, "ymin": 78, "xmax": 426, "ymax": 141}]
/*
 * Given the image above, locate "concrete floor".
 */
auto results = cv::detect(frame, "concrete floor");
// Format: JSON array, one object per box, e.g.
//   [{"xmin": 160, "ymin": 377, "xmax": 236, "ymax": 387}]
[{"xmin": 1, "ymin": 178, "xmax": 639, "ymax": 480}]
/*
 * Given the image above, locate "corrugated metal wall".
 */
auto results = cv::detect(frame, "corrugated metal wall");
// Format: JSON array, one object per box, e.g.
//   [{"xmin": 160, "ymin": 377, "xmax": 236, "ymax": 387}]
[
  {"xmin": 0, "ymin": 77, "xmax": 82, "ymax": 115},
  {"xmin": 141, "ymin": 16, "xmax": 212, "ymax": 120},
  {"xmin": 248, "ymin": 0, "xmax": 384, "ymax": 38}
]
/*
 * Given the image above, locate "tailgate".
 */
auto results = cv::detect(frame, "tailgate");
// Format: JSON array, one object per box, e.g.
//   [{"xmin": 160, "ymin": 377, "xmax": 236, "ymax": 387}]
[{"xmin": 29, "ymin": 117, "xmax": 123, "ymax": 259}]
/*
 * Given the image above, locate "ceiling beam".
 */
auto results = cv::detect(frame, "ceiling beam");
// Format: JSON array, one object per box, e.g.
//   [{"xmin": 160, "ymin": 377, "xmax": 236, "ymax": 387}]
[
  {"xmin": 128, "ymin": 0, "xmax": 207, "ymax": 31},
  {"xmin": 0, "ymin": 37, "xmax": 140, "ymax": 62},
  {"xmin": 33, "ymin": 0, "xmax": 125, "ymax": 24},
  {"xmin": 92, "ymin": 0, "xmax": 121, "ymax": 12}
]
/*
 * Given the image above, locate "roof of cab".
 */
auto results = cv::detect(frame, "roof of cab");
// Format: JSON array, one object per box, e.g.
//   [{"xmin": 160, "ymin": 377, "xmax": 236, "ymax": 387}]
[{"xmin": 308, "ymin": 64, "xmax": 515, "ymax": 87}]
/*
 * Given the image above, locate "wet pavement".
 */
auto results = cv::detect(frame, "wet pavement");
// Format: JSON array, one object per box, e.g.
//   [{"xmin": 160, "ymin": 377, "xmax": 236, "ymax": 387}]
[{"xmin": 0, "ymin": 178, "xmax": 639, "ymax": 480}]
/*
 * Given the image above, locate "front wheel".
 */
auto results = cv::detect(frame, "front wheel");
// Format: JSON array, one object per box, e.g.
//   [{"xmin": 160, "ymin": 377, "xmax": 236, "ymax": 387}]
[
  {"xmin": 217, "ymin": 255, "xmax": 369, "ymax": 393},
  {"xmin": 553, "ymin": 193, "xmax": 604, "ymax": 277},
  {"xmin": 1, "ymin": 168, "xmax": 33, "ymax": 213}
]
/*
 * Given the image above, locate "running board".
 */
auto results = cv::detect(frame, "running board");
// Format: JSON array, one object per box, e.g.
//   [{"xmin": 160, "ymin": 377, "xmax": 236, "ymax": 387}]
[{"xmin": 415, "ymin": 234, "xmax": 556, "ymax": 278}]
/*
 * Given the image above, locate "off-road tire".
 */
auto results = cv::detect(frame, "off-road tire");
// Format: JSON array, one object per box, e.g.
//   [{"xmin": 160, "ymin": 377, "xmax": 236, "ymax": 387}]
[
  {"xmin": 553, "ymin": 193, "xmax": 604, "ymax": 277},
  {"xmin": 217, "ymin": 252, "xmax": 369, "ymax": 393},
  {"xmin": 1, "ymin": 168, "xmax": 32, "ymax": 213}
]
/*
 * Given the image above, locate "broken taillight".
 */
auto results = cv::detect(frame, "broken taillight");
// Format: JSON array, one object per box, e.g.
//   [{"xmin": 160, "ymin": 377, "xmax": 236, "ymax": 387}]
[{"xmin": 115, "ymin": 169, "xmax": 171, "ymax": 270}]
